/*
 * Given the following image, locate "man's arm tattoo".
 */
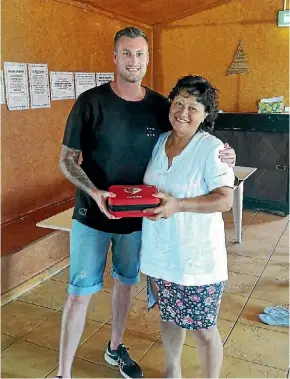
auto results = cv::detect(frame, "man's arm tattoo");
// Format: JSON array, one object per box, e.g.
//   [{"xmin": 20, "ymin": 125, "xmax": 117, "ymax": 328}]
[{"xmin": 59, "ymin": 145, "xmax": 97, "ymax": 197}]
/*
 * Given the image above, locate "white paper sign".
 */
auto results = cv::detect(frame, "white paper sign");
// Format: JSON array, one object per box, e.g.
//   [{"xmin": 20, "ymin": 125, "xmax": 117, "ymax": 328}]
[
  {"xmin": 96, "ymin": 72, "xmax": 114, "ymax": 87},
  {"xmin": 4, "ymin": 62, "xmax": 30, "ymax": 110},
  {"xmin": 28, "ymin": 63, "xmax": 51, "ymax": 108},
  {"xmin": 75, "ymin": 72, "xmax": 96, "ymax": 98},
  {"xmin": 50, "ymin": 71, "xmax": 75, "ymax": 100},
  {"xmin": 0, "ymin": 70, "xmax": 5, "ymax": 104}
]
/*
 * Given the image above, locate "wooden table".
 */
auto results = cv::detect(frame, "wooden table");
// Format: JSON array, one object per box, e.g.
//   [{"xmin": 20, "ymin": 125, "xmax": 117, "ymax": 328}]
[
  {"xmin": 232, "ymin": 166, "xmax": 257, "ymax": 243},
  {"xmin": 37, "ymin": 208, "xmax": 73, "ymax": 232},
  {"xmin": 37, "ymin": 166, "xmax": 257, "ymax": 243}
]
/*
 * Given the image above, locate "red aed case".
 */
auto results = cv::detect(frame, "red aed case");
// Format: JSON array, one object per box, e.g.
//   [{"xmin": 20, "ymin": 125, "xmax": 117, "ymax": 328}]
[{"xmin": 108, "ymin": 185, "xmax": 160, "ymax": 218}]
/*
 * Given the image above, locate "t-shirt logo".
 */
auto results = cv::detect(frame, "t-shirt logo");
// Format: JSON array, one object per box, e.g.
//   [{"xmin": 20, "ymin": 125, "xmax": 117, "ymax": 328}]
[
  {"xmin": 146, "ymin": 127, "xmax": 156, "ymax": 137},
  {"xmin": 124, "ymin": 187, "xmax": 142, "ymax": 195},
  {"xmin": 78, "ymin": 208, "xmax": 87, "ymax": 216}
]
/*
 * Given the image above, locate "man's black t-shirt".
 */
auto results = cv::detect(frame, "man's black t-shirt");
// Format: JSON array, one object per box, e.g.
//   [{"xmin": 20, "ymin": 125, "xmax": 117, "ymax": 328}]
[{"xmin": 62, "ymin": 82, "xmax": 171, "ymax": 234}]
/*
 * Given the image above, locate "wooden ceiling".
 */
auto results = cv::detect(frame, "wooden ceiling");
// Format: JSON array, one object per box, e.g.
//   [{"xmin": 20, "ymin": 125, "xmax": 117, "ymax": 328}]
[{"xmin": 62, "ymin": 0, "xmax": 234, "ymax": 26}]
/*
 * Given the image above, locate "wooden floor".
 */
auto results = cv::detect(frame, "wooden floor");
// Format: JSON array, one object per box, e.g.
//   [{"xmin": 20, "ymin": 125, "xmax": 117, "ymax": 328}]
[{"xmin": 1, "ymin": 210, "xmax": 289, "ymax": 378}]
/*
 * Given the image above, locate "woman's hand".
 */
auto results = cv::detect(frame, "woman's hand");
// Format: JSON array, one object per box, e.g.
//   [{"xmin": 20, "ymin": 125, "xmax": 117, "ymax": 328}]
[{"xmin": 143, "ymin": 192, "xmax": 181, "ymax": 221}]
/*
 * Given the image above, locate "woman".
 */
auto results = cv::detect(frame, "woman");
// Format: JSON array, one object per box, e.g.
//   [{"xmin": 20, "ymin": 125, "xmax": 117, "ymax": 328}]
[{"xmin": 140, "ymin": 75, "xmax": 234, "ymax": 378}]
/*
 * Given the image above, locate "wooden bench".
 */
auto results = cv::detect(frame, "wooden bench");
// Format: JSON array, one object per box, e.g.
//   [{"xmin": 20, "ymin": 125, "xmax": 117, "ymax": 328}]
[{"xmin": 1, "ymin": 198, "xmax": 75, "ymax": 256}]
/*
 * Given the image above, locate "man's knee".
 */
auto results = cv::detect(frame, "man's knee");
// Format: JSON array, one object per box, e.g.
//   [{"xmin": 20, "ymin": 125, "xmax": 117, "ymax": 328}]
[
  {"xmin": 113, "ymin": 278, "xmax": 135, "ymax": 292},
  {"xmin": 65, "ymin": 293, "xmax": 92, "ymax": 310}
]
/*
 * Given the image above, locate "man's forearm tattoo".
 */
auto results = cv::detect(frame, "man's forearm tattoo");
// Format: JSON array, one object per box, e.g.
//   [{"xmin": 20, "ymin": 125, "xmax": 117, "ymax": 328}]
[{"xmin": 60, "ymin": 145, "xmax": 97, "ymax": 196}]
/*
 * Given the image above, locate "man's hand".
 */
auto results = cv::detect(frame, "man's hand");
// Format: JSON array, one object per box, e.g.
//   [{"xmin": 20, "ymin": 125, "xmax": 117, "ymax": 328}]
[
  {"xmin": 91, "ymin": 189, "xmax": 119, "ymax": 219},
  {"xmin": 143, "ymin": 192, "xmax": 181, "ymax": 221},
  {"xmin": 219, "ymin": 143, "xmax": 236, "ymax": 167},
  {"xmin": 60, "ymin": 146, "xmax": 120, "ymax": 220}
]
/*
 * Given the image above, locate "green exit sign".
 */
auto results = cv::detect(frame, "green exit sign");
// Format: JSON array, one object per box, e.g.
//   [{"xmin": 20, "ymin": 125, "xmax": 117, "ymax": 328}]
[{"xmin": 278, "ymin": 10, "xmax": 290, "ymax": 26}]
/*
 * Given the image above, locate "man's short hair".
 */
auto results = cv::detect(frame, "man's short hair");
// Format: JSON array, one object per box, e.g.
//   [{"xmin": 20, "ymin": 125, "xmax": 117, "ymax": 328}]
[{"xmin": 114, "ymin": 26, "xmax": 148, "ymax": 50}]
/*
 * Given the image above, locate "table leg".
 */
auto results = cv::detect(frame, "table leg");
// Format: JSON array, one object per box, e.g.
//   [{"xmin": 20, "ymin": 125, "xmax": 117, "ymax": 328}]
[{"xmin": 233, "ymin": 181, "xmax": 244, "ymax": 243}]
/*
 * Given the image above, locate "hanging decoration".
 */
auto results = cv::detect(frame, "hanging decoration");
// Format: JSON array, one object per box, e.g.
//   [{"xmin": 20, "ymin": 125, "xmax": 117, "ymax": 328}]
[{"xmin": 226, "ymin": 40, "xmax": 249, "ymax": 75}]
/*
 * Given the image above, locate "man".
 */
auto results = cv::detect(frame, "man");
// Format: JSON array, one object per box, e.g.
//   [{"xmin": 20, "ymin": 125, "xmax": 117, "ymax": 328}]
[{"xmin": 57, "ymin": 26, "xmax": 236, "ymax": 379}]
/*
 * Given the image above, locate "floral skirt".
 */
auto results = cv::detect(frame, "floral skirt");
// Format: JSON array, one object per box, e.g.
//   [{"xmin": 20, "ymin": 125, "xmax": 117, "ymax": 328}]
[{"xmin": 147, "ymin": 277, "xmax": 225, "ymax": 330}]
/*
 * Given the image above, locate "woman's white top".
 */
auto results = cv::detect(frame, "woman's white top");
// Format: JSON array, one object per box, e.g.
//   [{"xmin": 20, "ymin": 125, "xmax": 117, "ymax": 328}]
[{"xmin": 140, "ymin": 131, "xmax": 235, "ymax": 286}]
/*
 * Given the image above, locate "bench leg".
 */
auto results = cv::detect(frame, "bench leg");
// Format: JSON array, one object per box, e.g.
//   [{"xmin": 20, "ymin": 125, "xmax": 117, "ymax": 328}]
[{"xmin": 233, "ymin": 182, "xmax": 244, "ymax": 243}]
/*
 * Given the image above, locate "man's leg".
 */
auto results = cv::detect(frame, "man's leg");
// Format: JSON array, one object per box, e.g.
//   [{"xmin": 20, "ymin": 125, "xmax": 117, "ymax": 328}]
[
  {"xmin": 110, "ymin": 231, "xmax": 141, "ymax": 348},
  {"xmin": 57, "ymin": 294, "xmax": 92, "ymax": 378},
  {"xmin": 111, "ymin": 279, "xmax": 135, "ymax": 350},
  {"xmin": 56, "ymin": 221, "xmax": 111, "ymax": 378},
  {"xmin": 104, "ymin": 231, "xmax": 142, "ymax": 378}
]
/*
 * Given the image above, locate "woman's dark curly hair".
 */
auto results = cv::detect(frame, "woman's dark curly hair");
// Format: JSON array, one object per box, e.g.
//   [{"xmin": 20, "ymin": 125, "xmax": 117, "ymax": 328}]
[{"xmin": 168, "ymin": 75, "xmax": 219, "ymax": 131}]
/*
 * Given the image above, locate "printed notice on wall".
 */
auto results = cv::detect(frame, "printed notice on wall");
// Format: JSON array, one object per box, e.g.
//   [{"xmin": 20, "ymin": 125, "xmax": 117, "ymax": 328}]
[
  {"xmin": 28, "ymin": 63, "xmax": 51, "ymax": 108},
  {"xmin": 75, "ymin": 72, "xmax": 96, "ymax": 98},
  {"xmin": 4, "ymin": 62, "xmax": 30, "ymax": 110},
  {"xmin": 0, "ymin": 70, "xmax": 5, "ymax": 104},
  {"xmin": 96, "ymin": 72, "xmax": 114, "ymax": 87},
  {"xmin": 50, "ymin": 71, "xmax": 75, "ymax": 100}
]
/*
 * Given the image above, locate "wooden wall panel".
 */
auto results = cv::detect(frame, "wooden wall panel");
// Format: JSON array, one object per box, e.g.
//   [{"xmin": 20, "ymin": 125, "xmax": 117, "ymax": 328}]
[
  {"xmin": 238, "ymin": 24, "xmax": 289, "ymax": 112},
  {"xmin": 153, "ymin": 0, "xmax": 289, "ymax": 113},
  {"xmin": 153, "ymin": 23, "xmax": 241, "ymax": 111},
  {"xmin": 1, "ymin": 0, "xmax": 153, "ymax": 223}
]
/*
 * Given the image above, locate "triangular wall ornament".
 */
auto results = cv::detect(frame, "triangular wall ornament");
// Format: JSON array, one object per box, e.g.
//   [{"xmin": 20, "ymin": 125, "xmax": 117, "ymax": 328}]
[{"xmin": 226, "ymin": 40, "xmax": 249, "ymax": 75}]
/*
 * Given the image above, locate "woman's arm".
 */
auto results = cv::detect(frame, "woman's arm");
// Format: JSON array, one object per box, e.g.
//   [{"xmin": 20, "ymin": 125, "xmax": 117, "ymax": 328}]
[
  {"xmin": 180, "ymin": 186, "xmax": 233, "ymax": 213},
  {"xmin": 144, "ymin": 187, "xmax": 233, "ymax": 221}
]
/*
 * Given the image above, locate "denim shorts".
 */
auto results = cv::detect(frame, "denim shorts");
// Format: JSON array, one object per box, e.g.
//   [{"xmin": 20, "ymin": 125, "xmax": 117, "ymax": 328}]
[{"xmin": 68, "ymin": 220, "xmax": 141, "ymax": 296}]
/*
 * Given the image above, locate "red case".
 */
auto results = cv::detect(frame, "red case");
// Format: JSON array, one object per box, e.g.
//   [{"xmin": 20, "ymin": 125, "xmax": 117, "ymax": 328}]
[{"xmin": 108, "ymin": 185, "xmax": 160, "ymax": 218}]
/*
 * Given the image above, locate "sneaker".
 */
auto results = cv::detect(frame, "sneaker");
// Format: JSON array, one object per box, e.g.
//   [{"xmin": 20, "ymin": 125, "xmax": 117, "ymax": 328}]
[{"xmin": 104, "ymin": 341, "xmax": 143, "ymax": 378}]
